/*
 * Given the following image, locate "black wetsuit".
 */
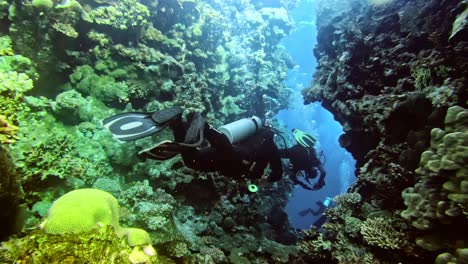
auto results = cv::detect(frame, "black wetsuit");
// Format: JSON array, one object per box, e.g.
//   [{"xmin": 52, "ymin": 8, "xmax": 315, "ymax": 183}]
[
  {"xmin": 279, "ymin": 144, "xmax": 326, "ymax": 190},
  {"xmin": 170, "ymin": 115, "xmax": 283, "ymax": 181}
]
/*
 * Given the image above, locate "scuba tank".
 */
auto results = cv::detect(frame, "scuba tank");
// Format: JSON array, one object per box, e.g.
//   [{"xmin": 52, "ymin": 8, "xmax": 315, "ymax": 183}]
[{"xmin": 218, "ymin": 116, "xmax": 262, "ymax": 144}]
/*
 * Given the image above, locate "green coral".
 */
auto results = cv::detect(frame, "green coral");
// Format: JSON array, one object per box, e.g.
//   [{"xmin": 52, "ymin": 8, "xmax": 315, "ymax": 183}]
[
  {"xmin": 55, "ymin": 0, "xmax": 82, "ymax": 11},
  {"xmin": 0, "ymin": 36, "xmax": 13, "ymax": 56},
  {"xmin": 0, "ymin": 226, "xmax": 157, "ymax": 263},
  {"xmin": 52, "ymin": 22, "xmax": 79, "ymax": 38},
  {"xmin": 0, "ymin": 0, "xmax": 8, "ymax": 19},
  {"xmin": 70, "ymin": 65, "xmax": 130, "ymax": 103},
  {"xmin": 9, "ymin": 111, "xmax": 112, "ymax": 185},
  {"xmin": 449, "ymin": 5, "xmax": 468, "ymax": 40},
  {"xmin": 360, "ymin": 217, "xmax": 409, "ymax": 250},
  {"xmin": 41, "ymin": 189, "xmax": 156, "ymax": 254},
  {"xmin": 31, "ymin": 0, "xmax": 54, "ymax": 9},
  {"xmin": 87, "ymin": 30, "xmax": 112, "ymax": 46},
  {"xmin": 297, "ymin": 230, "xmax": 332, "ymax": 259},
  {"xmin": 41, "ymin": 189, "xmax": 120, "ymax": 233},
  {"xmin": 0, "ymin": 37, "xmax": 38, "ymax": 143},
  {"xmin": 88, "ymin": 0, "xmax": 150, "ymax": 30},
  {"xmin": 401, "ymin": 106, "xmax": 467, "ymax": 253},
  {"xmin": 410, "ymin": 65, "xmax": 432, "ymax": 91},
  {"xmin": 0, "ymin": 71, "xmax": 33, "ymax": 97},
  {"xmin": 220, "ymin": 95, "xmax": 246, "ymax": 117},
  {"xmin": 436, "ymin": 248, "xmax": 468, "ymax": 264}
]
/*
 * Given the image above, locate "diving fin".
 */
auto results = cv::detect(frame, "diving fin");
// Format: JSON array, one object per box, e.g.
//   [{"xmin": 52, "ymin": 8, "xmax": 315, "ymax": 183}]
[
  {"xmin": 293, "ymin": 129, "xmax": 317, "ymax": 148},
  {"xmin": 138, "ymin": 140, "xmax": 184, "ymax": 160},
  {"xmin": 102, "ymin": 107, "xmax": 183, "ymax": 142},
  {"xmin": 102, "ymin": 112, "xmax": 161, "ymax": 141}
]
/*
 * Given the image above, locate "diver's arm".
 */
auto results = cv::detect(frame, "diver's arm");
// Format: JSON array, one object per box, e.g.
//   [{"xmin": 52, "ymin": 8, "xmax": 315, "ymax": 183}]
[
  {"xmin": 278, "ymin": 148, "xmax": 290, "ymax": 159},
  {"xmin": 312, "ymin": 163, "xmax": 326, "ymax": 190},
  {"xmin": 265, "ymin": 132, "xmax": 283, "ymax": 182},
  {"xmin": 290, "ymin": 171, "xmax": 313, "ymax": 190}
]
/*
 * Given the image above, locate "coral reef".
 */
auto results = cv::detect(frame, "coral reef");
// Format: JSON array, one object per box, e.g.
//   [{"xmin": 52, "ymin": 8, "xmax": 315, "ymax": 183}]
[
  {"xmin": 1, "ymin": 0, "xmax": 299, "ymax": 261},
  {"xmin": 6, "ymin": 0, "xmax": 465, "ymax": 262},
  {"xmin": 0, "ymin": 145, "xmax": 20, "ymax": 241},
  {"xmin": 299, "ymin": 0, "xmax": 468, "ymax": 263},
  {"xmin": 0, "ymin": 226, "xmax": 156, "ymax": 263},
  {"xmin": 401, "ymin": 106, "xmax": 467, "ymax": 256},
  {"xmin": 39, "ymin": 189, "xmax": 157, "ymax": 261}
]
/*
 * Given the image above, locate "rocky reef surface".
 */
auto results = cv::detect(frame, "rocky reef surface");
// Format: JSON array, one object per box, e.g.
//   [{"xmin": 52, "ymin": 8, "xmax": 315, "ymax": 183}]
[
  {"xmin": 301, "ymin": 0, "xmax": 467, "ymax": 263},
  {"xmin": 0, "ymin": 0, "xmax": 300, "ymax": 262},
  {"xmin": 1, "ymin": 0, "xmax": 467, "ymax": 263}
]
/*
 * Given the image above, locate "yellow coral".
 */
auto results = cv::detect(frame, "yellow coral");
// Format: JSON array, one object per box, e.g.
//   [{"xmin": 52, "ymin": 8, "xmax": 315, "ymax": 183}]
[
  {"xmin": 40, "ymin": 189, "xmax": 157, "ymax": 260},
  {"xmin": 0, "ymin": 114, "xmax": 19, "ymax": 144}
]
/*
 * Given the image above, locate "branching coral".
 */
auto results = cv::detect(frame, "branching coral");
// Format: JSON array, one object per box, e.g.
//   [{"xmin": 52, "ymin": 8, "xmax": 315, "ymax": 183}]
[
  {"xmin": 297, "ymin": 229, "xmax": 332, "ymax": 258},
  {"xmin": 360, "ymin": 217, "xmax": 408, "ymax": 250},
  {"xmin": 119, "ymin": 182, "xmax": 180, "ymax": 244},
  {"xmin": 0, "ymin": 36, "xmax": 37, "ymax": 144}
]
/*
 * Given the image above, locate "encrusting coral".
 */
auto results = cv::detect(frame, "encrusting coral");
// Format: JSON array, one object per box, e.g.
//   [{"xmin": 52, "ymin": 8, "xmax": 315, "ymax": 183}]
[{"xmin": 401, "ymin": 105, "xmax": 467, "ymax": 257}]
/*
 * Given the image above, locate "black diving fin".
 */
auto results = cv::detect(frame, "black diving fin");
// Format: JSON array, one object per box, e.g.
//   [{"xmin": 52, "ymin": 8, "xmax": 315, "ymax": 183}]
[{"xmin": 102, "ymin": 107, "xmax": 183, "ymax": 142}]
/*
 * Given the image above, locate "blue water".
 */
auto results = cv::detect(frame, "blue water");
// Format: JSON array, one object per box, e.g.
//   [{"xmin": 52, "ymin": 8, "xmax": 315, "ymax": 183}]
[{"xmin": 275, "ymin": 0, "xmax": 357, "ymax": 230}]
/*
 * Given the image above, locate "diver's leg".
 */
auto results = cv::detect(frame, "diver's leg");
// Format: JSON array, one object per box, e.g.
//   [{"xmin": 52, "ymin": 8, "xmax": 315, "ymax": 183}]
[
  {"xmin": 184, "ymin": 112, "xmax": 206, "ymax": 144},
  {"xmin": 310, "ymin": 202, "xmax": 326, "ymax": 216},
  {"xmin": 150, "ymin": 106, "xmax": 183, "ymax": 125},
  {"xmin": 204, "ymin": 125, "xmax": 235, "ymax": 155},
  {"xmin": 312, "ymin": 215, "xmax": 328, "ymax": 229}
]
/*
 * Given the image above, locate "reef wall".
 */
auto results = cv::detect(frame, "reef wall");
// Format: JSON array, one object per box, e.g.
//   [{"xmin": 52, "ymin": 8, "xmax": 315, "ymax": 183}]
[
  {"xmin": 300, "ymin": 0, "xmax": 467, "ymax": 263},
  {"xmin": 1, "ymin": 0, "xmax": 301, "ymax": 262}
]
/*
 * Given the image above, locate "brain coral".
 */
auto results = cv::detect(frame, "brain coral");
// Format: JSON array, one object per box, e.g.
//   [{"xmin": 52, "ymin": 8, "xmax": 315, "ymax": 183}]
[
  {"xmin": 40, "ymin": 189, "xmax": 156, "ymax": 257},
  {"xmin": 41, "ymin": 188, "xmax": 120, "ymax": 234}
]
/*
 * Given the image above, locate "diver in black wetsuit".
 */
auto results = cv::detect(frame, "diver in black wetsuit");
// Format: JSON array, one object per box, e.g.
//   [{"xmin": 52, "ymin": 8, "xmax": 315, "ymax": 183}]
[
  {"xmin": 298, "ymin": 197, "xmax": 333, "ymax": 229},
  {"xmin": 279, "ymin": 129, "xmax": 326, "ymax": 190},
  {"xmin": 103, "ymin": 107, "xmax": 326, "ymax": 192},
  {"xmin": 103, "ymin": 107, "xmax": 283, "ymax": 190}
]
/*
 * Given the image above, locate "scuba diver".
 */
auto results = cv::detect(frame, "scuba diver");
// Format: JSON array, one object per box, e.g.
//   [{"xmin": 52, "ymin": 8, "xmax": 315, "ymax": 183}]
[
  {"xmin": 298, "ymin": 197, "xmax": 332, "ymax": 217},
  {"xmin": 298, "ymin": 197, "xmax": 333, "ymax": 229},
  {"xmin": 102, "ymin": 106, "xmax": 283, "ymax": 194},
  {"xmin": 278, "ymin": 129, "xmax": 326, "ymax": 191},
  {"xmin": 103, "ymin": 106, "xmax": 327, "ymax": 192}
]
